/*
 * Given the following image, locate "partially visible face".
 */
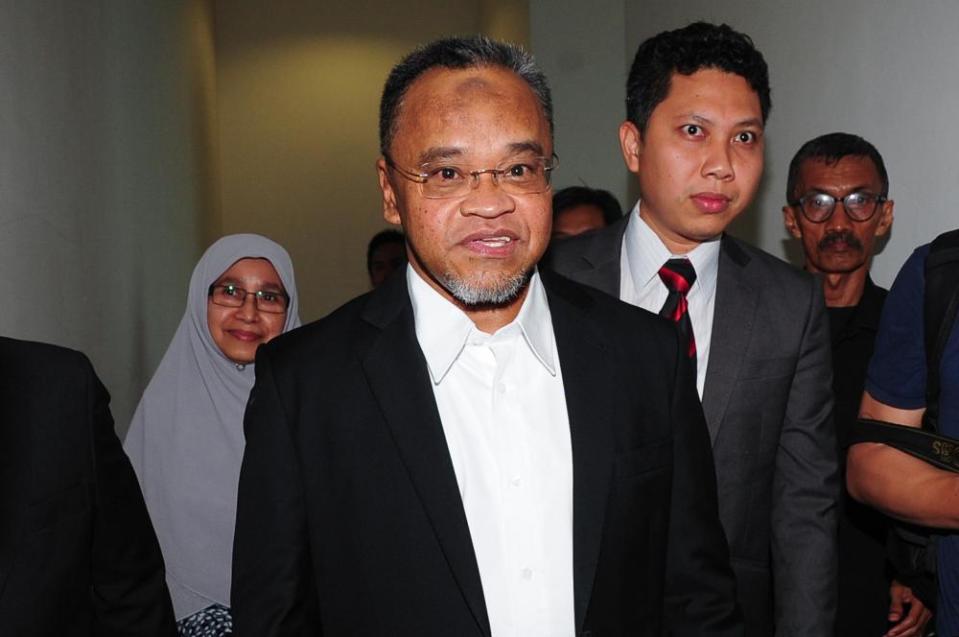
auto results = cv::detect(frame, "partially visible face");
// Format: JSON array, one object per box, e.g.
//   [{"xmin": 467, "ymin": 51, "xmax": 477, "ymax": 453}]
[
  {"xmin": 377, "ymin": 66, "xmax": 553, "ymax": 309},
  {"xmin": 551, "ymin": 204, "xmax": 607, "ymax": 239},
  {"xmin": 369, "ymin": 240, "xmax": 407, "ymax": 288},
  {"xmin": 620, "ymin": 69, "xmax": 765, "ymax": 253},
  {"xmin": 207, "ymin": 257, "xmax": 288, "ymax": 364},
  {"xmin": 783, "ymin": 155, "xmax": 894, "ymax": 275}
]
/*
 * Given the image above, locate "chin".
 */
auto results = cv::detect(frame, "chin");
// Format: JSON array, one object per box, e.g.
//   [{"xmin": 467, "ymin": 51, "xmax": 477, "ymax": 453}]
[
  {"xmin": 225, "ymin": 351, "xmax": 256, "ymax": 365},
  {"xmin": 441, "ymin": 268, "xmax": 532, "ymax": 307}
]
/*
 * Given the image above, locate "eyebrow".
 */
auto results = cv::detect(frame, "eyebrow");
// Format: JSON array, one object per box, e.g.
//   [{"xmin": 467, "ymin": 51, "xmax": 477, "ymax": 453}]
[
  {"xmin": 679, "ymin": 114, "xmax": 764, "ymax": 129},
  {"xmin": 809, "ymin": 184, "xmax": 877, "ymax": 195},
  {"xmin": 506, "ymin": 140, "xmax": 546, "ymax": 156},
  {"xmin": 417, "ymin": 147, "xmax": 464, "ymax": 165},
  {"xmin": 213, "ymin": 277, "xmax": 285, "ymax": 292},
  {"xmin": 417, "ymin": 141, "xmax": 546, "ymax": 165}
]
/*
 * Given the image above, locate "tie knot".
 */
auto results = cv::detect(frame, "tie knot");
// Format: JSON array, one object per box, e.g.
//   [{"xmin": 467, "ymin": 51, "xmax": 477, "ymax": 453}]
[{"xmin": 658, "ymin": 258, "xmax": 696, "ymax": 294}]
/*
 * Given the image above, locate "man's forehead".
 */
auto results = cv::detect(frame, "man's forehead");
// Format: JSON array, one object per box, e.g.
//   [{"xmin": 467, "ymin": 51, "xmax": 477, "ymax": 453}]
[
  {"xmin": 392, "ymin": 66, "xmax": 551, "ymax": 157},
  {"xmin": 800, "ymin": 155, "xmax": 881, "ymax": 186},
  {"xmin": 404, "ymin": 66, "xmax": 528, "ymax": 110},
  {"xmin": 663, "ymin": 69, "xmax": 762, "ymax": 116}
]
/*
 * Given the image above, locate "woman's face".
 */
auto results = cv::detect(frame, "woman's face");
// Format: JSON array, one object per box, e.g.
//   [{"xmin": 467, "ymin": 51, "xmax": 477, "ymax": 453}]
[{"xmin": 207, "ymin": 258, "xmax": 288, "ymax": 364}]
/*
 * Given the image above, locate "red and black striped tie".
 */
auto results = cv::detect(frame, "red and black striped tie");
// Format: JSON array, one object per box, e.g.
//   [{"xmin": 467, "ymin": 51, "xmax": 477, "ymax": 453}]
[{"xmin": 658, "ymin": 258, "xmax": 697, "ymax": 373}]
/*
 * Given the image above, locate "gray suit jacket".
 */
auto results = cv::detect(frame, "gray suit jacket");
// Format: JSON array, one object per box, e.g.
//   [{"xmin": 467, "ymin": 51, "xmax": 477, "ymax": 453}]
[{"xmin": 548, "ymin": 217, "xmax": 838, "ymax": 637}]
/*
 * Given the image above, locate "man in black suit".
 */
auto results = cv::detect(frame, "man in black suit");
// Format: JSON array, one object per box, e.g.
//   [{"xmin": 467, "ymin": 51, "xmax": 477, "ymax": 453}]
[
  {"xmin": 0, "ymin": 337, "xmax": 175, "ymax": 635},
  {"xmin": 232, "ymin": 35, "xmax": 742, "ymax": 636},
  {"xmin": 549, "ymin": 23, "xmax": 838, "ymax": 636}
]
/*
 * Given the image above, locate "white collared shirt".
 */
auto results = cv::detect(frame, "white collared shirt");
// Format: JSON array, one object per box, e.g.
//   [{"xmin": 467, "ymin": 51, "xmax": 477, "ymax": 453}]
[
  {"xmin": 408, "ymin": 266, "xmax": 575, "ymax": 637},
  {"xmin": 619, "ymin": 202, "xmax": 720, "ymax": 397}
]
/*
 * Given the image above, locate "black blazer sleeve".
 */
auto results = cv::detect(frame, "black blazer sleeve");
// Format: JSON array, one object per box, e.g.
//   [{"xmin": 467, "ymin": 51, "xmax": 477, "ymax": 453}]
[
  {"xmin": 663, "ymin": 333, "xmax": 744, "ymax": 636},
  {"xmin": 232, "ymin": 347, "xmax": 320, "ymax": 636},
  {"xmin": 0, "ymin": 341, "xmax": 175, "ymax": 636},
  {"xmin": 86, "ymin": 360, "xmax": 177, "ymax": 635}
]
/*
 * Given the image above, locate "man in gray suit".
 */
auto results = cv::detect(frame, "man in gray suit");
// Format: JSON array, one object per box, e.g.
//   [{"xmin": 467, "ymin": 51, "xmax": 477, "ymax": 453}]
[{"xmin": 549, "ymin": 22, "xmax": 838, "ymax": 636}]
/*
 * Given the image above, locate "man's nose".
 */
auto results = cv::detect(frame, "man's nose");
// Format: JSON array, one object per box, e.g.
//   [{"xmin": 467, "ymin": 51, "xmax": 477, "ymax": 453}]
[
  {"xmin": 701, "ymin": 140, "xmax": 734, "ymax": 181},
  {"xmin": 826, "ymin": 198, "xmax": 854, "ymax": 230},
  {"xmin": 459, "ymin": 172, "xmax": 516, "ymax": 218}
]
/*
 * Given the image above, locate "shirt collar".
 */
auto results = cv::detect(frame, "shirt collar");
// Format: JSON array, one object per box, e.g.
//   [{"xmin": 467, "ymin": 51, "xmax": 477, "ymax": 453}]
[
  {"xmin": 407, "ymin": 266, "xmax": 557, "ymax": 384},
  {"xmin": 623, "ymin": 200, "xmax": 721, "ymax": 295}
]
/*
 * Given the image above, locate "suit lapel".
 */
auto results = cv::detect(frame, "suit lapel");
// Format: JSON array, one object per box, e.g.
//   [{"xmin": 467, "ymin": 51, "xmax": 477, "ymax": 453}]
[
  {"xmin": 358, "ymin": 278, "xmax": 490, "ymax": 637},
  {"xmin": 544, "ymin": 274, "xmax": 615, "ymax": 633},
  {"xmin": 0, "ymin": 348, "xmax": 30, "ymax": 602},
  {"xmin": 561, "ymin": 216, "xmax": 628, "ymax": 296},
  {"xmin": 702, "ymin": 236, "xmax": 757, "ymax": 441}
]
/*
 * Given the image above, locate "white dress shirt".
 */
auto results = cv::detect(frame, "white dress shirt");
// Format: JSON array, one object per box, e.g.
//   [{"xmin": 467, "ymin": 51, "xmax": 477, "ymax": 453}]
[
  {"xmin": 619, "ymin": 202, "xmax": 720, "ymax": 397},
  {"xmin": 408, "ymin": 267, "xmax": 575, "ymax": 637}
]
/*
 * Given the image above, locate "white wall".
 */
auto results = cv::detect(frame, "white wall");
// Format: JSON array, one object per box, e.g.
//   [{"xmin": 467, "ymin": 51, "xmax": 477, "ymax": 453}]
[
  {"xmin": 532, "ymin": 0, "xmax": 959, "ymax": 286},
  {"xmin": 530, "ymin": 0, "xmax": 630, "ymax": 207},
  {"xmin": 0, "ymin": 1, "xmax": 215, "ymax": 431}
]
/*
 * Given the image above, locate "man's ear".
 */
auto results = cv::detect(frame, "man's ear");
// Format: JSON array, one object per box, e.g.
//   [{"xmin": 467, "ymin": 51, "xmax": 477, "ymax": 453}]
[
  {"xmin": 377, "ymin": 158, "xmax": 402, "ymax": 225},
  {"xmin": 782, "ymin": 205, "xmax": 803, "ymax": 239},
  {"xmin": 619, "ymin": 120, "xmax": 643, "ymax": 174},
  {"xmin": 875, "ymin": 199, "xmax": 894, "ymax": 238}
]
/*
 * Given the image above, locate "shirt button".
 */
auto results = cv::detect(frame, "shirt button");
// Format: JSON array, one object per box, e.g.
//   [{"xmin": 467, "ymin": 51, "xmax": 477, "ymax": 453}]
[
  {"xmin": 521, "ymin": 568, "xmax": 534, "ymax": 580},
  {"xmin": 497, "ymin": 382, "xmax": 507, "ymax": 394},
  {"xmin": 510, "ymin": 477, "xmax": 521, "ymax": 487}
]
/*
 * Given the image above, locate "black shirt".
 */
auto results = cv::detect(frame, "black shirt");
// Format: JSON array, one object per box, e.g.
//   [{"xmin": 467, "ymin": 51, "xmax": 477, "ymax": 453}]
[{"xmin": 829, "ymin": 277, "xmax": 891, "ymax": 636}]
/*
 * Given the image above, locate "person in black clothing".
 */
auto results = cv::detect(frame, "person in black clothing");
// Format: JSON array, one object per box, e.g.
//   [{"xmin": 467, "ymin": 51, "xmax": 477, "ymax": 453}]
[
  {"xmin": 0, "ymin": 337, "xmax": 176, "ymax": 635},
  {"xmin": 783, "ymin": 132, "xmax": 930, "ymax": 636}
]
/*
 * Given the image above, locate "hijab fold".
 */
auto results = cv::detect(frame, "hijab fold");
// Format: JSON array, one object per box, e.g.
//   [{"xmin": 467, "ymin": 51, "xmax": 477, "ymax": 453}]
[{"xmin": 124, "ymin": 234, "xmax": 300, "ymax": 619}]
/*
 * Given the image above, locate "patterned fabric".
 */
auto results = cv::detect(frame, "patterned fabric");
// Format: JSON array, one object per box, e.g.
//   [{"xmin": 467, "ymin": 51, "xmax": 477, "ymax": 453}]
[
  {"xmin": 658, "ymin": 258, "xmax": 698, "ymax": 366},
  {"xmin": 177, "ymin": 604, "xmax": 232, "ymax": 637}
]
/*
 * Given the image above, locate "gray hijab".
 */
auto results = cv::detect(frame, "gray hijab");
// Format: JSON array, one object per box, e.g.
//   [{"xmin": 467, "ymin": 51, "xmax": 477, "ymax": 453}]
[{"xmin": 124, "ymin": 234, "xmax": 301, "ymax": 619}]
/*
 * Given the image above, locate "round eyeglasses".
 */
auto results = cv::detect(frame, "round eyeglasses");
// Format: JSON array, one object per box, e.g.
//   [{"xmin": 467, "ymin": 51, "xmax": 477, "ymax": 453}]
[
  {"xmin": 385, "ymin": 154, "xmax": 558, "ymax": 199},
  {"xmin": 208, "ymin": 284, "xmax": 289, "ymax": 314},
  {"xmin": 792, "ymin": 191, "xmax": 887, "ymax": 223}
]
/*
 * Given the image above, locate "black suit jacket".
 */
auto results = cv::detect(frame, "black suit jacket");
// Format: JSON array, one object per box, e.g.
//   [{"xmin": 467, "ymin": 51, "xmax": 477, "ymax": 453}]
[
  {"xmin": 548, "ymin": 220, "xmax": 838, "ymax": 636},
  {"xmin": 232, "ymin": 271, "xmax": 743, "ymax": 636},
  {"xmin": 0, "ymin": 337, "xmax": 176, "ymax": 636}
]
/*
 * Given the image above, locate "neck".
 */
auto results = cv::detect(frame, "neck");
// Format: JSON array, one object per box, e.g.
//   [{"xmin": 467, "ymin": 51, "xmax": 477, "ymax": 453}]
[
  {"xmin": 639, "ymin": 208, "xmax": 709, "ymax": 255},
  {"xmin": 811, "ymin": 265, "xmax": 869, "ymax": 308}
]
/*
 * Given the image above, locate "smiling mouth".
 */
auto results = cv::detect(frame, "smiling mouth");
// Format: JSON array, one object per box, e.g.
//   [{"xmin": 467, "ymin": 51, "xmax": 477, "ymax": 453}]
[
  {"xmin": 477, "ymin": 236, "xmax": 512, "ymax": 247},
  {"xmin": 461, "ymin": 232, "xmax": 520, "ymax": 256},
  {"xmin": 228, "ymin": 330, "xmax": 262, "ymax": 342}
]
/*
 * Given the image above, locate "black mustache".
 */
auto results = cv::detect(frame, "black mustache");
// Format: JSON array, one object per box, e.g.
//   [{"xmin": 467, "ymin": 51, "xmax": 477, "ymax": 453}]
[{"xmin": 818, "ymin": 230, "xmax": 863, "ymax": 252}]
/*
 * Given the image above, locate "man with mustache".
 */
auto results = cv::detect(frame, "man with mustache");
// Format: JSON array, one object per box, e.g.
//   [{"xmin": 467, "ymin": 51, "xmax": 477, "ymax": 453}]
[
  {"xmin": 548, "ymin": 22, "xmax": 838, "ymax": 635},
  {"xmin": 783, "ymin": 133, "xmax": 931, "ymax": 637}
]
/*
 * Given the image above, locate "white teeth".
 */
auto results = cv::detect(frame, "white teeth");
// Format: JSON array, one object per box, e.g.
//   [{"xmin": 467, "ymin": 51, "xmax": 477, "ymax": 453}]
[{"xmin": 480, "ymin": 236, "xmax": 511, "ymax": 246}]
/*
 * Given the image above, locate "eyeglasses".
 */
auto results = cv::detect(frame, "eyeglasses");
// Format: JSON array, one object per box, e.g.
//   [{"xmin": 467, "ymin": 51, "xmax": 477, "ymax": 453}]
[
  {"xmin": 208, "ymin": 284, "xmax": 289, "ymax": 314},
  {"xmin": 385, "ymin": 153, "xmax": 558, "ymax": 199},
  {"xmin": 791, "ymin": 191, "xmax": 887, "ymax": 223}
]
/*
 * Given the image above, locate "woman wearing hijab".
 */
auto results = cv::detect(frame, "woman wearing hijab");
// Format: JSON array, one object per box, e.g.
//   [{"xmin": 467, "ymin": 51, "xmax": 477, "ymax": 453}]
[{"xmin": 124, "ymin": 234, "xmax": 301, "ymax": 636}]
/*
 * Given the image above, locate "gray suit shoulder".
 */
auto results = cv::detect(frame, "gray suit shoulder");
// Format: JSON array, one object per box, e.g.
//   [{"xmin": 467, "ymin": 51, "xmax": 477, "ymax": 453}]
[{"xmin": 723, "ymin": 234, "xmax": 817, "ymax": 296}]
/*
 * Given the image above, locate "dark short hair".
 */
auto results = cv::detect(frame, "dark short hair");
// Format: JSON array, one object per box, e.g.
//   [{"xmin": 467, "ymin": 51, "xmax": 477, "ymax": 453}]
[
  {"xmin": 626, "ymin": 22, "xmax": 771, "ymax": 133},
  {"xmin": 552, "ymin": 186, "xmax": 623, "ymax": 226},
  {"xmin": 366, "ymin": 229, "xmax": 405, "ymax": 276},
  {"xmin": 786, "ymin": 132, "xmax": 889, "ymax": 203},
  {"xmin": 379, "ymin": 35, "xmax": 553, "ymax": 156}
]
